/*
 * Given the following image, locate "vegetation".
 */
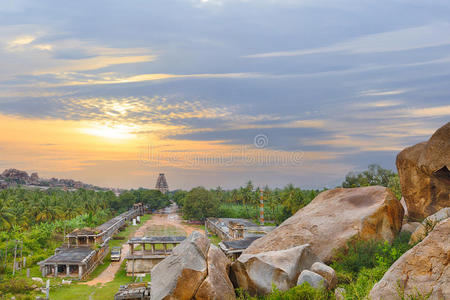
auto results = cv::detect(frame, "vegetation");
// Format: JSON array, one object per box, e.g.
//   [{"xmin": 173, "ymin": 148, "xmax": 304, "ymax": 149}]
[
  {"xmin": 174, "ymin": 181, "xmax": 322, "ymax": 224},
  {"xmin": 235, "ymin": 232, "xmax": 413, "ymax": 300},
  {"xmin": 237, "ymin": 283, "xmax": 333, "ymax": 300},
  {"xmin": 342, "ymin": 164, "xmax": 402, "ymax": 200},
  {"xmin": 0, "ymin": 163, "xmax": 406, "ymax": 299},
  {"xmin": 181, "ymin": 187, "xmax": 220, "ymax": 221},
  {"xmin": 0, "ymin": 187, "xmax": 168, "ymax": 280},
  {"xmin": 0, "ymin": 214, "xmax": 152, "ymax": 299},
  {"xmin": 330, "ymin": 232, "xmax": 413, "ymax": 299}
]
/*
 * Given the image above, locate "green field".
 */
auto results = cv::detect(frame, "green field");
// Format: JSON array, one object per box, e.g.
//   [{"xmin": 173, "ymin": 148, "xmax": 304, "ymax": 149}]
[{"xmin": 144, "ymin": 224, "xmax": 186, "ymax": 237}]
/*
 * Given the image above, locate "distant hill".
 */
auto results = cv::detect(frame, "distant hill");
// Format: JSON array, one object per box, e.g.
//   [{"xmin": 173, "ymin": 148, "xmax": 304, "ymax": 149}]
[{"xmin": 0, "ymin": 168, "xmax": 121, "ymax": 193}]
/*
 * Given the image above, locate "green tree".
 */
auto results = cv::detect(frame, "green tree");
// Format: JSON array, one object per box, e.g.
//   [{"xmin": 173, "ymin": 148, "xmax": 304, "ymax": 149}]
[
  {"xmin": 342, "ymin": 164, "xmax": 402, "ymax": 200},
  {"xmin": 182, "ymin": 187, "xmax": 219, "ymax": 221},
  {"xmin": 0, "ymin": 200, "xmax": 15, "ymax": 230}
]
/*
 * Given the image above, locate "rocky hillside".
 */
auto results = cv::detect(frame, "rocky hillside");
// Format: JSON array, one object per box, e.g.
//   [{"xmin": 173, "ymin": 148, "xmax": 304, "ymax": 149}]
[{"xmin": 0, "ymin": 168, "xmax": 112, "ymax": 191}]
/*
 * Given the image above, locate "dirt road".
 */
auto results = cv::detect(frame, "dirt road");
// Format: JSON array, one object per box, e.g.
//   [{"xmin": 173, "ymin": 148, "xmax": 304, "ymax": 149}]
[{"xmin": 83, "ymin": 206, "xmax": 201, "ymax": 286}]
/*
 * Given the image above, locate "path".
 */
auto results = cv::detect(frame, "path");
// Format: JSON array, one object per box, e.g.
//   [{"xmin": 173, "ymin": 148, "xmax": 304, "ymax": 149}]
[{"xmin": 83, "ymin": 203, "xmax": 201, "ymax": 286}]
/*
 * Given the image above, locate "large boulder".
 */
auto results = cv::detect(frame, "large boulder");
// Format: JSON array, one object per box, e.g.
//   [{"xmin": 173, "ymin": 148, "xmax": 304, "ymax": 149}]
[
  {"xmin": 231, "ymin": 244, "xmax": 320, "ymax": 295},
  {"xmin": 369, "ymin": 218, "xmax": 450, "ymax": 300},
  {"xmin": 151, "ymin": 231, "xmax": 210, "ymax": 300},
  {"xmin": 396, "ymin": 122, "xmax": 450, "ymax": 220},
  {"xmin": 151, "ymin": 231, "xmax": 235, "ymax": 300},
  {"xmin": 244, "ymin": 186, "xmax": 404, "ymax": 261},
  {"xmin": 409, "ymin": 207, "xmax": 450, "ymax": 244},
  {"xmin": 195, "ymin": 245, "xmax": 235, "ymax": 300}
]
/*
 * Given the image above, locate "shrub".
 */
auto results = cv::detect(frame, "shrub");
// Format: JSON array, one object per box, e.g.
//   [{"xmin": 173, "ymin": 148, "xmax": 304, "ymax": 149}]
[
  {"xmin": 236, "ymin": 283, "xmax": 334, "ymax": 300},
  {"xmin": 342, "ymin": 266, "xmax": 386, "ymax": 300},
  {"xmin": 331, "ymin": 232, "xmax": 412, "ymax": 280},
  {"xmin": 330, "ymin": 232, "xmax": 413, "ymax": 300},
  {"xmin": 0, "ymin": 278, "xmax": 33, "ymax": 295}
]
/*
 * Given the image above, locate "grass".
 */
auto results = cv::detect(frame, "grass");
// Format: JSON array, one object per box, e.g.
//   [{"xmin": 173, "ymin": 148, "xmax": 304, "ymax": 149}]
[
  {"xmin": 50, "ymin": 261, "xmax": 133, "ymax": 300},
  {"xmin": 144, "ymin": 224, "xmax": 186, "ymax": 237}
]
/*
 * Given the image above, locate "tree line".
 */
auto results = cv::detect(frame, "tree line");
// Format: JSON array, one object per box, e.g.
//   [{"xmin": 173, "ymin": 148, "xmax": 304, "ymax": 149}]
[
  {"xmin": 173, "ymin": 164, "xmax": 401, "ymax": 223},
  {"xmin": 0, "ymin": 187, "xmax": 169, "ymax": 276},
  {"xmin": 173, "ymin": 182, "xmax": 323, "ymax": 224},
  {"xmin": 0, "ymin": 187, "xmax": 169, "ymax": 231}
]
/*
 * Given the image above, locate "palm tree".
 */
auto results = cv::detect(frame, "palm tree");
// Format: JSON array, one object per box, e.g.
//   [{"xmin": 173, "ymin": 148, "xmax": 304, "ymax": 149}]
[
  {"xmin": 0, "ymin": 201, "xmax": 15, "ymax": 230},
  {"xmin": 36, "ymin": 196, "xmax": 62, "ymax": 222},
  {"xmin": 62, "ymin": 197, "xmax": 82, "ymax": 220}
]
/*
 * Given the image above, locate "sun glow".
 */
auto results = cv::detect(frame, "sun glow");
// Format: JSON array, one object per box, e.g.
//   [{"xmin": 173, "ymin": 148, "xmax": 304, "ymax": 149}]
[{"xmin": 80, "ymin": 123, "xmax": 137, "ymax": 140}]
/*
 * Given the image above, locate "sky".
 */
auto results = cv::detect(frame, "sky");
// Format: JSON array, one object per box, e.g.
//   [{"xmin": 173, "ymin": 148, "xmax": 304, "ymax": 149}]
[{"xmin": 0, "ymin": 0, "xmax": 449, "ymax": 190}]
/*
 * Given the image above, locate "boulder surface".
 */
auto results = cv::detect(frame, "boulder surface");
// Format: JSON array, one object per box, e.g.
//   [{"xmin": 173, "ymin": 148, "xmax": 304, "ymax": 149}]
[
  {"xmin": 396, "ymin": 122, "xmax": 450, "ymax": 220},
  {"xmin": 151, "ymin": 231, "xmax": 235, "ymax": 300},
  {"xmin": 369, "ymin": 218, "xmax": 450, "ymax": 300},
  {"xmin": 232, "ymin": 244, "xmax": 320, "ymax": 295},
  {"xmin": 409, "ymin": 207, "xmax": 450, "ymax": 244},
  {"xmin": 195, "ymin": 245, "xmax": 235, "ymax": 300},
  {"xmin": 297, "ymin": 270, "xmax": 327, "ymax": 289},
  {"xmin": 310, "ymin": 262, "xmax": 337, "ymax": 289},
  {"xmin": 244, "ymin": 186, "xmax": 404, "ymax": 261}
]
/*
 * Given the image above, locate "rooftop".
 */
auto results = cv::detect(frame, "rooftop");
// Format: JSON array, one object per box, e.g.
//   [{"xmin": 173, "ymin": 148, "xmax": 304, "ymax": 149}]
[
  {"xmin": 220, "ymin": 236, "xmax": 261, "ymax": 250},
  {"xmin": 66, "ymin": 228, "xmax": 100, "ymax": 237},
  {"xmin": 39, "ymin": 247, "xmax": 95, "ymax": 265},
  {"xmin": 128, "ymin": 236, "xmax": 186, "ymax": 244}
]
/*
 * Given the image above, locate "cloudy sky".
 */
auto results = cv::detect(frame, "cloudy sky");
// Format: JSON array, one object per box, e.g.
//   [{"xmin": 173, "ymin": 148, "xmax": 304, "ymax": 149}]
[{"xmin": 0, "ymin": 0, "xmax": 449, "ymax": 189}]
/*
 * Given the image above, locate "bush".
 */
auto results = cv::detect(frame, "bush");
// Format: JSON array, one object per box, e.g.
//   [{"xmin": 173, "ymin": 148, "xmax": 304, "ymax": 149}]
[
  {"xmin": 236, "ymin": 283, "xmax": 334, "ymax": 300},
  {"xmin": 330, "ymin": 232, "xmax": 413, "ymax": 300},
  {"xmin": 0, "ymin": 278, "xmax": 33, "ymax": 295},
  {"xmin": 331, "ymin": 232, "xmax": 412, "ymax": 280}
]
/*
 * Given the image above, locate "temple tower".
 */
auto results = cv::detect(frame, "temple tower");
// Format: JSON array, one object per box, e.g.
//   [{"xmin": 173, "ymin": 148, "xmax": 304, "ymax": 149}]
[{"xmin": 155, "ymin": 173, "xmax": 169, "ymax": 194}]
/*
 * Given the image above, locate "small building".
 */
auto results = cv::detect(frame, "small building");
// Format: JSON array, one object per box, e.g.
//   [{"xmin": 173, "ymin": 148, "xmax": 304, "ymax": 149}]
[
  {"xmin": 206, "ymin": 218, "xmax": 275, "ymax": 259},
  {"xmin": 126, "ymin": 236, "xmax": 185, "ymax": 276},
  {"xmin": 38, "ymin": 205, "xmax": 143, "ymax": 280},
  {"xmin": 38, "ymin": 246, "xmax": 108, "ymax": 280},
  {"xmin": 206, "ymin": 218, "xmax": 274, "ymax": 241}
]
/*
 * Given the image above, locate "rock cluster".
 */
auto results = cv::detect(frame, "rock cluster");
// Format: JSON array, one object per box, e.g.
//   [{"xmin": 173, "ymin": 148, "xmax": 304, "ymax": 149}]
[
  {"xmin": 151, "ymin": 231, "xmax": 235, "ymax": 300},
  {"xmin": 1, "ymin": 168, "xmax": 30, "ymax": 182},
  {"xmin": 244, "ymin": 186, "xmax": 404, "ymax": 261},
  {"xmin": 231, "ymin": 244, "xmax": 320, "ymax": 295},
  {"xmin": 396, "ymin": 122, "xmax": 450, "ymax": 220},
  {"xmin": 231, "ymin": 244, "xmax": 337, "ymax": 295}
]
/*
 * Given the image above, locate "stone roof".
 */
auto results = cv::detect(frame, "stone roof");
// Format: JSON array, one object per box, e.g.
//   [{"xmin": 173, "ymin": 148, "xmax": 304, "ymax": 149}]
[
  {"xmin": 221, "ymin": 236, "xmax": 260, "ymax": 250},
  {"xmin": 128, "ymin": 236, "xmax": 186, "ymax": 244},
  {"xmin": 67, "ymin": 228, "xmax": 100, "ymax": 237},
  {"xmin": 38, "ymin": 247, "xmax": 95, "ymax": 265}
]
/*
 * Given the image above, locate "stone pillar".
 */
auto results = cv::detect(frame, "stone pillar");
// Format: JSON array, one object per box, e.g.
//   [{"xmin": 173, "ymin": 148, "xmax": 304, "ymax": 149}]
[
  {"xmin": 163, "ymin": 244, "xmax": 167, "ymax": 255},
  {"xmin": 130, "ymin": 243, "xmax": 134, "ymax": 255},
  {"xmin": 54, "ymin": 264, "xmax": 58, "ymax": 278},
  {"xmin": 41, "ymin": 266, "xmax": 46, "ymax": 277},
  {"xmin": 151, "ymin": 244, "xmax": 155, "ymax": 254},
  {"xmin": 66, "ymin": 264, "xmax": 70, "ymax": 276},
  {"xmin": 78, "ymin": 265, "xmax": 83, "ymax": 280}
]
